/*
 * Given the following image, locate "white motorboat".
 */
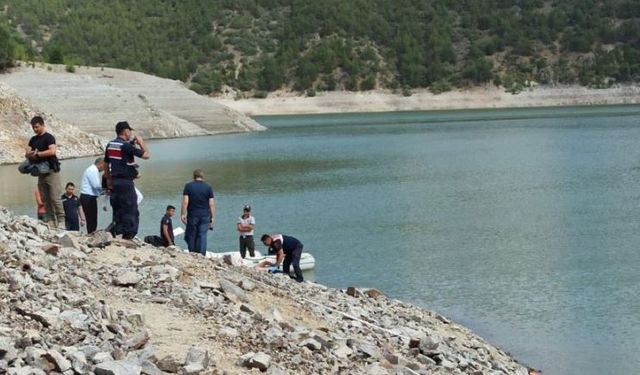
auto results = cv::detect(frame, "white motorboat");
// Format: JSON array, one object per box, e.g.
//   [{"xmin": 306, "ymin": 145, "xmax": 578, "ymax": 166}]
[{"xmin": 207, "ymin": 250, "xmax": 315, "ymax": 271}]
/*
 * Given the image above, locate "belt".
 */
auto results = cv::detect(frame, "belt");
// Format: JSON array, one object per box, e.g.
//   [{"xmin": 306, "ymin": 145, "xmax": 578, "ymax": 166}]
[{"xmin": 241, "ymin": 235, "xmax": 254, "ymax": 239}]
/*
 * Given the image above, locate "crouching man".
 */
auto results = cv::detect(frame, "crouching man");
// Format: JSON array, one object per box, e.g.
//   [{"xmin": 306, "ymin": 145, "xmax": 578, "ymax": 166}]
[{"xmin": 260, "ymin": 233, "xmax": 304, "ymax": 282}]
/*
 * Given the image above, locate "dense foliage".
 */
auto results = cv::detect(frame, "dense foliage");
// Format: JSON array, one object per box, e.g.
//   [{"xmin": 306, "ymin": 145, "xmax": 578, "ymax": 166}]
[{"xmin": 1, "ymin": 0, "xmax": 639, "ymax": 94}]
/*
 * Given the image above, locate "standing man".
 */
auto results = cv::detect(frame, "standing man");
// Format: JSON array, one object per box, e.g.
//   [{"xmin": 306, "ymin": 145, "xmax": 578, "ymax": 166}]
[
  {"xmin": 61, "ymin": 182, "xmax": 85, "ymax": 231},
  {"xmin": 25, "ymin": 116, "xmax": 65, "ymax": 229},
  {"xmin": 260, "ymin": 234, "xmax": 304, "ymax": 282},
  {"xmin": 181, "ymin": 169, "xmax": 216, "ymax": 255},
  {"xmin": 237, "ymin": 205, "xmax": 256, "ymax": 259},
  {"xmin": 103, "ymin": 121, "xmax": 149, "ymax": 239},
  {"xmin": 80, "ymin": 157, "xmax": 106, "ymax": 234}
]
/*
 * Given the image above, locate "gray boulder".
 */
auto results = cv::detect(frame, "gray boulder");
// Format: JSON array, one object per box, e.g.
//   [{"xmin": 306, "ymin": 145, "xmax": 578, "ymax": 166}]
[
  {"xmin": 239, "ymin": 352, "xmax": 271, "ymax": 372},
  {"xmin": 113, "ymin": 269, "xmax": 143, "ymax": 287},
  {"xmin": 219, "ymin": 279, "xmax": 249, "ymax": 303},
  {"xmin": 183, "ymin": 347, "xmax": 209, "ymax": 373},
  {"xmin": 0, "ymin": 337, "xmax": 17, "ymax": 363},
  {"xmin": 94, "ymin": 360, "xmax": 142, "ymax": 375}
]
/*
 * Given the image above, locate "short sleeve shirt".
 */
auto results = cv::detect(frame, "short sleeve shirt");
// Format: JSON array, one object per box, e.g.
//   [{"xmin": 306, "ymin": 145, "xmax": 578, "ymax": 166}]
[
  {"xmin": 29, "ymin": 133, "xmax": 59, "ymax": 170},
  {"xmin": 237, "ymin": 215, "xmax": 255, "ymax": 236},
  {"xmin": 61, "ymin": 194, "xmax": 80, "ymax": 229},
  {"xmin": 183, "ymin": 181, "xmax": 214, "ymax": 217},
  {"xmin": 271, "ymin": 234, "xmax": 303, "ymax": 255},
  {"xmin": 160, "ymin": 214, "xmax": 174, "ymax": 246}
]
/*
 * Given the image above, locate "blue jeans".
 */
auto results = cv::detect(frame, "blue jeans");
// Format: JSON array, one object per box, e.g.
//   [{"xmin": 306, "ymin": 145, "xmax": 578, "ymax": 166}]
[{"xmin": 185, "ymin": 215, "xmax": 209, "ymax": 255}]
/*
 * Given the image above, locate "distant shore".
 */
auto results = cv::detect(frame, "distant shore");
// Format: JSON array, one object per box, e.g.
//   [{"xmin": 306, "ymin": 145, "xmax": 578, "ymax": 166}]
[{"xmin": 216, "ymin": 85, "xmax": 640, "ymax": 116}]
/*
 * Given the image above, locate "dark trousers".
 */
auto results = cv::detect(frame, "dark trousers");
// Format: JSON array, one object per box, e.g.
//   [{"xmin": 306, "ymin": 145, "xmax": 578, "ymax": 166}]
[
  {"xmin": 185, "ymin": 215, "xmax": 209, "ymax": 255},
  {"xmin": 110, "ymin": 178, "xmax": 138, "ymax": 239},
  {"xmin": 80, "ymin": 194, "xmax": 98, "ymax": 234},
  {"xmin": 239, "ymin": 235, "xmax": 255, "ymax": 258},
  {"xmin": 283, "ymin": 244, "xmax": 304, "ymax": 282}
]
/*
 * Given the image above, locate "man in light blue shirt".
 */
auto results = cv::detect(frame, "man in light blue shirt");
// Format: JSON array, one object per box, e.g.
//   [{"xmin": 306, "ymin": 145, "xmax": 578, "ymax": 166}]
[{"xmin": 80, "ymin": 157, "xmax": 106, "ymax": 233}]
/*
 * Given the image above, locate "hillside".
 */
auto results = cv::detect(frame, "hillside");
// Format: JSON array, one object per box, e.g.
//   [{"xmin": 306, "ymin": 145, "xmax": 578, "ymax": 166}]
[
  {"xmin": 0, "ymin": 64, "xmax": 265, "ymax": 141},
  {"xmin": 0, "ymin": 207, "xmax": 530, "ymax": 374},
  {"xmin": 0, "ymin": 81, "xmax": 104, "ymax": 164},
  {"xmin": 0, "ymin": 0, "xmax": 639, "ymax": 97}
]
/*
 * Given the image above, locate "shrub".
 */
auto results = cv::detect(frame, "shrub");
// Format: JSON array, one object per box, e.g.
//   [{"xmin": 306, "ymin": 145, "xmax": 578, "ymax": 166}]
[
  {"xmin": 254, "ymin": 90, "xmax": 268, "ymax": 98},
  {"xmin": 430, "ymin": 80, "xmax": 451, "ymax": 94}
]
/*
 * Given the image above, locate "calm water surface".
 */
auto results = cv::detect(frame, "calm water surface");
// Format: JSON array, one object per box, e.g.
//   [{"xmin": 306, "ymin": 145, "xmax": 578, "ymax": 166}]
[{"xmin": 2, "ymin": 105, "xmax": 640, "ymax": 375}]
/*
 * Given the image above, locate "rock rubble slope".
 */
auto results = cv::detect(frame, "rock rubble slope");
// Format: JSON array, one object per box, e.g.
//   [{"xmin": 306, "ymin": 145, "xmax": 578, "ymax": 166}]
[
  {"xmin": 0, "ymin": 207, "xmax": 529, "ymax": 374},
  {"xmin": 0, "ymin": 82, "xmax": 105, "ymax": 165},
  {"xmin": 0, "ymin": 64, "xmax": 265, "ymax": 140}
]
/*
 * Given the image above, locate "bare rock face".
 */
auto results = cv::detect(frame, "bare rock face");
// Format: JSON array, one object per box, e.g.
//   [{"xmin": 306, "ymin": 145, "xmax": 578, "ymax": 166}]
[
  {"xmin": 0, "ymin": 64, "xmax": 265, "ymax": 143},
  {"xmin": 0, "ymin": 81, "xmax": 105, "ymax": 165}
]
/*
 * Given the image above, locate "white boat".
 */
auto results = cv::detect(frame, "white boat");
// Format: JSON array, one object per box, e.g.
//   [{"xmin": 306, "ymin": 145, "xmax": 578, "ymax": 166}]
[{"xmin": 207, "ymin": 250, "xmax": 315, "ymax": 271}]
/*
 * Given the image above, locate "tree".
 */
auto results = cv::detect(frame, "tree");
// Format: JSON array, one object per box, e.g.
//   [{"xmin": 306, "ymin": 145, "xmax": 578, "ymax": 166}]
[
  {"xmin": 258, "ymin": 56, "xmax": 284, "ymax": 91},
  {"xmin": 0, "ymin": 26, "xmax": 15, "ymax": 71},
  {"xmin": 47, "ymin": 47, "xmax": 64, "ymax": 64}
]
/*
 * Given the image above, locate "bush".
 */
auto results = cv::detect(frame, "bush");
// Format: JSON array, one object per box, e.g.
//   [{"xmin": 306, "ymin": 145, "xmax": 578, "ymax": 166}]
[
  {"xmin": 254, "ymin": 90, "xmax": 268, "ymax": 98},
  {"xmin": 430, "ymin": 80, "xmax": 451, "ymax": 94},
  {"xmin": 47, "ymin": 47, "xmax": 64, "ymax": 64},
  {"xmin": 65, "ymin": 63, "xmax": 76, "ymax": 73},
  {"xmin": 306, "ymin": 88, "xmax": 316, "ymax": 97},
  {"xmin": 360, "ymin": 74, "xmax": 376, "ymax": 91}
]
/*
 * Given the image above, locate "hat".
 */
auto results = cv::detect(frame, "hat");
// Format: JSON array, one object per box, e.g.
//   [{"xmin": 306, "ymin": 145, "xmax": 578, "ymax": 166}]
[
  {"xmin": 243, "ymin": 204, "xmax": 251, "ymax": 211},
  {"xmin": 115, "ymin": 121, "xmax": 134, "ymax": 134}
]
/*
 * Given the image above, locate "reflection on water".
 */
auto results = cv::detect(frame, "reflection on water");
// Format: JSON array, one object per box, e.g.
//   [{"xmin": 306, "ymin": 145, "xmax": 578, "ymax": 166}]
[{"xmin": 2, "ymin": 106, "xmax": 640, "ymax": 375}]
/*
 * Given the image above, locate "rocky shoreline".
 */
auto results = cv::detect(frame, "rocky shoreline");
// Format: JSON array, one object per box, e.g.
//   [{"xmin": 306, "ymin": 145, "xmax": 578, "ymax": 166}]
[
  {"xmin": 217, "ymin": 85, "xmax": 640, "ymax": 116},
  {"xmin": 0, "ymin": 207, "xmax": 531, "ymax": 374}
]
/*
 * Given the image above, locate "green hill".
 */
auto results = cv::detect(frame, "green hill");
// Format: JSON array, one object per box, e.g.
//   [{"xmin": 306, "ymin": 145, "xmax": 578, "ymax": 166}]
[{"xmin": 1, "ymin": 0, "xmax": 639, "ymax": 95}]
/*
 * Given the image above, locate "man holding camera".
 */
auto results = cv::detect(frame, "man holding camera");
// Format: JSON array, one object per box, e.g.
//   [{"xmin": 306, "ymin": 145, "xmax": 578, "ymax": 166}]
[
  {"xmin": 25, "ymin": 116, "xmax": 65, "ymax": 229},
  {"xmin": 103, "ymin": 121, "xmax": 149, "ymax": 239}
]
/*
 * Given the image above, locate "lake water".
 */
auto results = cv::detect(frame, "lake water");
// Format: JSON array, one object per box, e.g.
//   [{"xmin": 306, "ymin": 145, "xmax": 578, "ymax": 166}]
[{"xmin": 3, "ymin": 105, "xmax": 640, "ymax": 375}]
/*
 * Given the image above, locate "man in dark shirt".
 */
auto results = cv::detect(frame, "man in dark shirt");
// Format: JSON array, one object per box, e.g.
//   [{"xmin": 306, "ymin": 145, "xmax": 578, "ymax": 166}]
[
  {"xmin": 25, "ymin": 116, "xmax": 65, "ymax": 229},
  {"xmin": 61, "ymin": 182, "xmax": 85, "ymax": 231},
  {"xmin": 261, "ymin": 234, "xmax": 304, "ymax": 282},
  {"xmin": 103, "ymin": 121, "xmax": 150, "ymax": 239},
  {"xmin": 181, "ymin": 169, "xmax": 216, "ymax": 255},
  {"xmin": 160, "ymin": 205, "xmax": 175, "ymax": 247}
]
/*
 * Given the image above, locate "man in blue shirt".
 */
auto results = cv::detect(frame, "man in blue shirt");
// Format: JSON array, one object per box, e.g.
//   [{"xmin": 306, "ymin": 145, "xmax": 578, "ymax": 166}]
[
  {"xmin": 160, "ymin": 205, "xmax": 176, "ymax": 247},
  {"xmin": 261, "ymin": 234, "xmax": 304, "ymax": 282},
  {"xmin": 61, "ymin": 182, "xmax": 85, "ymax": 231},
  {"xmin": 103, "ymin": 121, "xmax": 149, "ymax": 239},
  {"xmin": 144, "ymin": 205, "xmax": 176, "ymax": 247},
  {"xmin": 181, "ymin": 169, "xmax": 216, "ymax": 255}
]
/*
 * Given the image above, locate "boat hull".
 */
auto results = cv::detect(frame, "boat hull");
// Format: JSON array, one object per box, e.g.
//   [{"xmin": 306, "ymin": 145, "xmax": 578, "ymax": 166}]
[{"xmin": 207, "ymin": 250, "xmax": 315, "ymax": 271}]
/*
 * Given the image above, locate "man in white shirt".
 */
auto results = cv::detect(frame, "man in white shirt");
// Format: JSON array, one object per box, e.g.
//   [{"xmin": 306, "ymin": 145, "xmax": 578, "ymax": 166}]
[
  {"xmin": 236, "ymin": 205, "xmax": 256, "ymax": 259},
  {"xmin": 80, "ymin": 157, "xmax": 106, "ymax": 234}
]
